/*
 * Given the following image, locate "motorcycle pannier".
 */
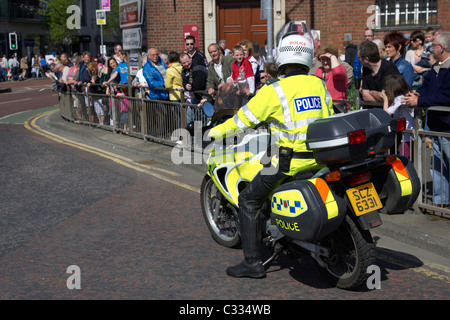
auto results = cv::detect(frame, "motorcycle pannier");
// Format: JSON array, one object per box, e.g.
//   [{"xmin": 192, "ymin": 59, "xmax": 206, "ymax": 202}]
[
  {"xmin": 271, "ymin": 178, "xmax": 347, "ymax": 242},
  {"xmin": 306, "ymin": 109, "xmax": 397, "ymax": 164},
  {"xmin": 381, "ymin": 156, "xmax": 420, "ymax": 214}
]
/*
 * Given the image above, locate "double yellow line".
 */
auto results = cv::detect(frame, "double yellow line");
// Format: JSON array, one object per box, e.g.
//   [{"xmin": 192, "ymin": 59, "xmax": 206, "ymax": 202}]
[{"xmin": 24, "ymin": 110, "xmax": 200, "ymax": 194}]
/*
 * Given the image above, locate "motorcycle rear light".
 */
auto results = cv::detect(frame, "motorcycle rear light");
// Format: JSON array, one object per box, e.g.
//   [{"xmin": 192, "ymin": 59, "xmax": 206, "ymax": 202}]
[
  {"xmin": 325, "ymin": 170, "xmax": 341, "ymax": 182},
  {"xmin": 397, "ymin": 118, "xmax": 406, "ymax": 131},
  {"xmin": 349, "ymin": 171, "xmax": 372, "ymax": 187},
  {"xmin": 348, "ymin": 129, "xmax": 366, "ymax": 145}
]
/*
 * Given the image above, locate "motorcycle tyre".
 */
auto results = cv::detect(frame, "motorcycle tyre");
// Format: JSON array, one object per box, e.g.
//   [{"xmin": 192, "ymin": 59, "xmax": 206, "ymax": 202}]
[
  {"xmin": 319, "ymin": 215, "xmax": 375, "ymax": 290},
  {"xmin": 200, "ymin": 176, "xmax": 241, "ymax": 248}
]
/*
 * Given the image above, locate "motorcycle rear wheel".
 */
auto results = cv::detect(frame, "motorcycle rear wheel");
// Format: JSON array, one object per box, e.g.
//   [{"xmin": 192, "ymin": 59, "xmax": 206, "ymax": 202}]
[
  {"xmin": 319, "ymin": 215, "xmax": 375, "ymax": 290},
  {"xmin": 200, "ymin": 176, "xmax": 241, "ymax": 248}
]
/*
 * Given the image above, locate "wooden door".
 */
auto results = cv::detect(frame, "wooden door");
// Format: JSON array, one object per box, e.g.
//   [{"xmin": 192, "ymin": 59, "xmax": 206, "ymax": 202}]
[{"xmin": 217, "ymin": 0, "xmax": 267, "ymax": 49}]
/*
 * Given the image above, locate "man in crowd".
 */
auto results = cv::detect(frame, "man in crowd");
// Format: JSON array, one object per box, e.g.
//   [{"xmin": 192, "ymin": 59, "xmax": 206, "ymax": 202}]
[
  {"xmin": 143, "ymin": 47, "xmax": 169, "ymax": 137},
  {"xmin": 206, "ymin": 43, "xmax": 233, "ymax": 97},
  {"xmin": 185, "ymin": 35, "xmax": 208, "ymax": 68},
  {"xmin": 180, "ymin": 52, "xmax": 208, "ymax": 125},
  {"xmin": 219, "ymin": 40, "xmax": 231, "ymax": 56},
  {"xmin": 364, "ymin": 27, "xmax": 375, "ymax": 41},
  {"xmin": 143, "ymin": 47, "xmax": 168, "ymax": 100},
  {"xmin": 358, "ymin": 40, "xmax": 400, "ymax": 103},
  {"xmin": 403, "ymin": 31, "xmax": 450, "ymax": 207}
]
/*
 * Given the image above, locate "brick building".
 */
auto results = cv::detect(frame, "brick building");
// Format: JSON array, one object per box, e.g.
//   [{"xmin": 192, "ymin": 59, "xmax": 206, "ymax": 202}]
[{"xmin": 146, "ymin": 0, "xmax": 449, "ymax": 56}]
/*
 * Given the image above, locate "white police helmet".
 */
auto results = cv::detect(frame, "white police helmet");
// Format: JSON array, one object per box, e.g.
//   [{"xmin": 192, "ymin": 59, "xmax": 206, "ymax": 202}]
[{"xmin": 276, "ymin": 21, "xmax": 315, "ymax": 72}]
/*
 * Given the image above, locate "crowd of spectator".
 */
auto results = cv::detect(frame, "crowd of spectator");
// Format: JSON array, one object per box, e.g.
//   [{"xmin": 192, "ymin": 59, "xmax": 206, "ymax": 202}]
[
  {"xmin": 2, "ymin": 27, "xmax": 447, "ymax": 134},
  {"xmin": 1, "ymin": 24, "xmax": 449, "ymax": 206}
]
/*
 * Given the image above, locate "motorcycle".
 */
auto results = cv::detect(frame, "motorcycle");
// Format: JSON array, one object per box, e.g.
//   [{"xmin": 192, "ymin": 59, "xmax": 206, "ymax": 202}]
[{"xmin": 200, "ymin": 108, "xmax": 420, "ymax": 290}]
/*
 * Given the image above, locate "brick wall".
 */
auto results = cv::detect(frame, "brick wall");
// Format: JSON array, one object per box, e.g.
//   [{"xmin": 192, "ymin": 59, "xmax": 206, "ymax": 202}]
[
  {"xmin": 146, "ymin": 0, "xmax": 204, "ymax": 53},
  {"xmin": 145, "ymin": 0, "xmax": 450, "ymax": 55},
  {"xmin": 285, "ymin": 0, "xmax": 449, "ymax": 50}
]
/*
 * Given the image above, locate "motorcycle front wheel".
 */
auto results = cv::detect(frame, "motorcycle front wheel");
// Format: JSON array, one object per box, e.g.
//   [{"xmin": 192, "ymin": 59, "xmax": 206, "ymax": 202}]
[
  {"xmin": 319, "ymin": 215, "xmax": 375, "ymax": 290},
  {"xmin": 200, "ymin": 176, "xmax": 241, "ymax": 248}
]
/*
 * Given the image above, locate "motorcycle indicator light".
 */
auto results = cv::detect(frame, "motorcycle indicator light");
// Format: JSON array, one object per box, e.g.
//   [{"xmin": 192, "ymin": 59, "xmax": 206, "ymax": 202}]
[
  {"xmin": 348, "ymin": 129, "xmax": 366, "ymax": 145},
  {"xmin": 325, "ymin": 170, "xmax": 341, "ymax": 182},
  {"xmin": 397, "ymin": 118, "xmax": 406, "ymax": 131},
  {"xmin": 385, "ymin": 155, "xmax": 397, "ymax": 165}
]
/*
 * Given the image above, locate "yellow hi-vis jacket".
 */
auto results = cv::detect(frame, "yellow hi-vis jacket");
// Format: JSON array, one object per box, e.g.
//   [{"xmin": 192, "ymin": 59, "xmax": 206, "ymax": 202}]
[{"xmin": 209, "ymin": 72, "xmax": 334, "ymax": 176}]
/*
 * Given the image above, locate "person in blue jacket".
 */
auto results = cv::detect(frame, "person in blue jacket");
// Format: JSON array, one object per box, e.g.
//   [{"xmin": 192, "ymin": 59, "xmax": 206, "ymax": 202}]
[
  {"xmin": 143, "ymin": 47, "xmax": 168, "ymax": 101},
  {"xmin": 404, "ymin": 31, "xmax": 450, "ymax": 207}
]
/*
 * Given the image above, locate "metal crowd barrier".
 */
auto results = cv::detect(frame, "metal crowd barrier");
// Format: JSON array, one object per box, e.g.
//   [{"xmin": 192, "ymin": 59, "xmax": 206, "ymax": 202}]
[{"xmin": 58, "ymin": 84, "xmax": 449, "ymax": 219}]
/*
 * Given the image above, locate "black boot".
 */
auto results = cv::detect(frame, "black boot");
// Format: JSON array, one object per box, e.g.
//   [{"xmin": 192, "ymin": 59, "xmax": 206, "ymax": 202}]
[
  {"xmin": 226, "ymin": 205, "xmax": 266, "ymax": 278},
  {"xmin": 226, "ymin": 258, "xmax": 266, "ymax": 278}
]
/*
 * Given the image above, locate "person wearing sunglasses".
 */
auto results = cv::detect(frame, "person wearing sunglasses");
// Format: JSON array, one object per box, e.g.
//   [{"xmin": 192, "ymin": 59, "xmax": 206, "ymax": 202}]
[
  {"xmin": 185, "ymin": 35, "xmax": 208, "ymax": 68},
  {"xmin": 405, "ymin": 30, "xmax": 430, "ymax": 87}
]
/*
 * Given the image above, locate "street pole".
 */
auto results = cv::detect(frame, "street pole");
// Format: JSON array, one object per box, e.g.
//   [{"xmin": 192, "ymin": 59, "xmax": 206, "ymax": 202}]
[
  {"xmin": 267, "ymin": 0, "xmax": 274, "ymax": 62},
  {"xmin": 100, "ymin": 24, "xmax": 104, "ymax": 58}
]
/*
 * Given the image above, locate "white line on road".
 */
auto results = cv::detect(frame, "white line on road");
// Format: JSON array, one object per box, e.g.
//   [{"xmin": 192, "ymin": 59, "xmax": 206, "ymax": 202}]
[{"xmin": 0, "ymin": 98, "xmax": 32, "ymax": 105}]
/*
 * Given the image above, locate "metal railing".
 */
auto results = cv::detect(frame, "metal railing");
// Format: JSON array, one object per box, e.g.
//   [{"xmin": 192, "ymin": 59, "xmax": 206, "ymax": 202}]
[{"xmin": 58, "ymin": 84, "xmax": 450, "ymax": 219}]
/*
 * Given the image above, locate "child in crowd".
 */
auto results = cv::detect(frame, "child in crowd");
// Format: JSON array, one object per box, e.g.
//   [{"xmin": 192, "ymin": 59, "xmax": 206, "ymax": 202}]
[
  {"xmin": 229, "ymin": 45, "xmax": 255, "ymax": 95},
  {"xmin": 381, "ymin": 74, "xmax": 414, "ymax": 158},
  {"xmin": 116, "ymin": 86, "xmax": 129, "ymax": 132}
]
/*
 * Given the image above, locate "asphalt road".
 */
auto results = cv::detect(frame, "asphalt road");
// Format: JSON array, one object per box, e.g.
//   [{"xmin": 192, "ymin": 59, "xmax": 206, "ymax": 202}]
[{"xmin": 0, "ymin": 79, "xmax": 449, "ymax": 304}]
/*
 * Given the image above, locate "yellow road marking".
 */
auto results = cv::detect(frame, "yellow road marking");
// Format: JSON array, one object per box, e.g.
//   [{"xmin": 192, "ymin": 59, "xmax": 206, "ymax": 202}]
[
  {"xmin": 24, "ymin": 110, "xmax": 200, "ymax": 194},
  {"xmin": 375, "ymin": 251, "xmax": 450, "ymax": 283}
]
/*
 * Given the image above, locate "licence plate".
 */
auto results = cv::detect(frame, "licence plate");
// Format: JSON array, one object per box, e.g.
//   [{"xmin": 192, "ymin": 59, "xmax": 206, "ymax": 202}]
[{"xmin": 346, "ymin": 183, "xmax": 383, "ymax": 216}]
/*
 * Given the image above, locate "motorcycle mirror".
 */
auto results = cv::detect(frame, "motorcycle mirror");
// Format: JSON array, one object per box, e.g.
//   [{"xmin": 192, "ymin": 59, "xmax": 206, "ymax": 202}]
[{"xmin": 202, "ymin": 101, "xmax": 215, "ymax": 117}]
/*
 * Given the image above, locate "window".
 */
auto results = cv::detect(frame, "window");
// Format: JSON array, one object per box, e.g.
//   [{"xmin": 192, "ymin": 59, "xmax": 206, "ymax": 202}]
[{"xmin": 375, "ymin": 0, "xmax": 438, "ymax": 28}]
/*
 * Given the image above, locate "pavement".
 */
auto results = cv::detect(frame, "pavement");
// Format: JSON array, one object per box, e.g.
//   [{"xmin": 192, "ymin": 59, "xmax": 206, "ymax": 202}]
[{"xmin": 24, "ymin": 107, "xmax": 450, "ymax": 268}]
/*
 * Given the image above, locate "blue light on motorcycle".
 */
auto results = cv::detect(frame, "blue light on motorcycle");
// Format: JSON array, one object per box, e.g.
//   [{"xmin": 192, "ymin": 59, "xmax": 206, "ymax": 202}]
[
  {"xmin": 203, "ymin": 101, "xmax": 215, "ymax": 117},
  {"xmin": 348, "ymin": 129, "xmax": 366, "ymax": 145}
]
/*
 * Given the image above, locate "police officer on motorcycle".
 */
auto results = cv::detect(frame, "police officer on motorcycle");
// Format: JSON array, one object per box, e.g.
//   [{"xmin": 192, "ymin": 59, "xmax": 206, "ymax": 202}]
[{"xmin": 209, "ymin": 24, "xmax": 334, "ymax": 278}]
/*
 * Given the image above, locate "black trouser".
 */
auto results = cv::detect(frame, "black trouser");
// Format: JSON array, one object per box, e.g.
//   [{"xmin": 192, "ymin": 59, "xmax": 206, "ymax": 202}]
[{"xmin": 237, "ymin": 169, "xmax": 288, "ymax": 262}]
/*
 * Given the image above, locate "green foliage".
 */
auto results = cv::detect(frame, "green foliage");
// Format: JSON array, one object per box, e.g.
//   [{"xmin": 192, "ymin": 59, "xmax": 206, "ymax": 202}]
[
  {"xmin": 102, "ymin": 0, "xmax": 121, "ymax": 41},
  {"xmin": 45, "ymin": 0, "xmax": 78, "ymax": 46}
]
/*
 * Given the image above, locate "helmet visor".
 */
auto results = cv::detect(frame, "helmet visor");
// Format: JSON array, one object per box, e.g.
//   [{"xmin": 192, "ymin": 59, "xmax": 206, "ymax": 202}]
[{"xmin": 278, "ymin": 21, "xmax": 313, "ymax": 45}]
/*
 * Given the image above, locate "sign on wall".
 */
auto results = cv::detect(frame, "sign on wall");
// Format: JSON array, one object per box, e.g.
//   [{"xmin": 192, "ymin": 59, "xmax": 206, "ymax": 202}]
[
  {"xmin": 122, "ymin": 28, "xmax": 142, "ymax": 50},
  {"xmin": 119, "ymin": 0, "xmax": 144, "ymax": 29}
]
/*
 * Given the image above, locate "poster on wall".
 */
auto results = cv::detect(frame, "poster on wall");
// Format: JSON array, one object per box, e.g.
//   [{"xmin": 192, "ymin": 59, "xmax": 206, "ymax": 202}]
[
  {"xmin": 102, "ymin": 0, "xmax": 111, "ymax": 12},
  {"xmin": 96, "ymin": 10, "xmax": 106, "ymax": 25}
]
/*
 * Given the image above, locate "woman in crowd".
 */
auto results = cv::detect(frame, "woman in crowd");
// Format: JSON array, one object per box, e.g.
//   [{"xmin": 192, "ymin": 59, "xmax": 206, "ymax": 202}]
[
  {"xmin": 384, "ymin": 31, "xmax": 415, "ymax": 87},
  {"xmin": 86, "ymin": 62, "xmax": 105, "ymax": 125},
  {"xmin": 314, "ymin": 46, "xmax": 348, "ymax": 112},
  {"xmin": 165, "ymin": 51, "xmax": 183, "ymax": 130},
  {"xmin": 405, "ymin": 30, "xmax": 430, "ymax": 87}
]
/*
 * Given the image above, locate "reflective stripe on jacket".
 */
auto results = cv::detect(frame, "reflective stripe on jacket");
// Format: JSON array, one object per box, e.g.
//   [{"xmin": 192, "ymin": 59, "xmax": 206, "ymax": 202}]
[{"xmin": 210, "ymin": 72, "xmax": 334, "ymax": 175}]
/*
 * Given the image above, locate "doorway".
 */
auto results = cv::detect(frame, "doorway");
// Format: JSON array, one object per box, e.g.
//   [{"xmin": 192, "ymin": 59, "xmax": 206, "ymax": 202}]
[{"xmin": 216, "ymin": 0, "xmax": 267, "ymax": 48}]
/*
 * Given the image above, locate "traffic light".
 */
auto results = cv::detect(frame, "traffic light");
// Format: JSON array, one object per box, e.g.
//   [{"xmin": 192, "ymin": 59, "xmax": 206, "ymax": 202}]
[{"xmin": 9, "ymin": 33, "xmax": 18, "ymax": 51}]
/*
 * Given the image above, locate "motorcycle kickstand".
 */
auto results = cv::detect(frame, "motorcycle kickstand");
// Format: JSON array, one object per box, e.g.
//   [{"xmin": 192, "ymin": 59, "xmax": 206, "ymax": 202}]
[{"xmin": 262, "ymin": 242, "xmax": 283, "ymax": 267}]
